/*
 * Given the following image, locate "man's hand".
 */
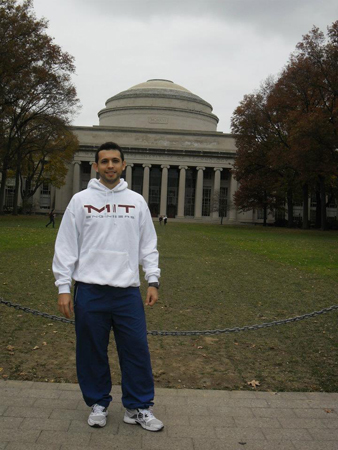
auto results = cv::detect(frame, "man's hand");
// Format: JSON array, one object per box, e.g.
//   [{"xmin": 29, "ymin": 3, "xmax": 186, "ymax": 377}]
[
  {"xmin": 145, "ymin": 287, "xmax": 158, "ymax": 306},
  {"xmin": 58, "ymin": 293, "xmax": 73, "ymax": 318}
]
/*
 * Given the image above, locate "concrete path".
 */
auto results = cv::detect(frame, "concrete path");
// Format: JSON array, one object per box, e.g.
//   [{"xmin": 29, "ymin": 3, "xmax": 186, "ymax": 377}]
[{"xmin": 0, "ymin": 380, "xmax": 337, "ymax": 450}]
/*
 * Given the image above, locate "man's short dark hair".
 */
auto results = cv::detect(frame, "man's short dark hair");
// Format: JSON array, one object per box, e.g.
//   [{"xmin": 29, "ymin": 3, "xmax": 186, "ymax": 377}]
[{"xmin": 95, "ymin": 142, "xmax": 125, "ymax": 163}]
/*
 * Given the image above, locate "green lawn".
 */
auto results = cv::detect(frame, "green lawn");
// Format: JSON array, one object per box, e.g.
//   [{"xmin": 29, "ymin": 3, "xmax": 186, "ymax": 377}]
[{"xmin": 0, "ymin": 215, "xmax": 337, "ymax": 391}]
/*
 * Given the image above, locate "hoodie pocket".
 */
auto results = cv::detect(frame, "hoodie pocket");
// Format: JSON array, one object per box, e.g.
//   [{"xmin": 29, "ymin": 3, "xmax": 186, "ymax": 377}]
[{"xmin": 78, "ymin": 249, "xmax": 136, "ymax": 286}]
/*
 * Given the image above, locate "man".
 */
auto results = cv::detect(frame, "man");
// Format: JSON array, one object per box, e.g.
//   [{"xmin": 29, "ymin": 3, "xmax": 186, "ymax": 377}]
[
  {"xmin": 46, "ymin": 209, "xmax": 55, "ymax": 228},
  {"xmin": 53, "ymin": 142, "xmax": 163, "ymax": 432}
]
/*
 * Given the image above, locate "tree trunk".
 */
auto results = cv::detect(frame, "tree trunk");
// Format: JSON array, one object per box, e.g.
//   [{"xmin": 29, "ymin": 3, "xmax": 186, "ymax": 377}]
[
  {"xmin": 287, "ymin": 190, "xmax": 293, "ymax": 228},
  {"xmin": 302, "ymin": 184, "xmax": 309, "ymax": 229},
  {"xmin": 319, "ymin": 176, "xmax": 327, "ymax": 231},
  {"xmin": 263, "ymin": 205, "xmax": 267, "ymax": 226},
  {"xmin": 0, "ymin": 166, "xmax": 8, "ymax": 214}
]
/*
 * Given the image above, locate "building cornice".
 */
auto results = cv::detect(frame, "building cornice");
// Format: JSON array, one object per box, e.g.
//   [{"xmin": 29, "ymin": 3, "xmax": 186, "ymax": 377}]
[
  {"xmin": 77, "ymin": 144, "xmax": 236, "ymax": 160},
  {"xmin": 70, "ymin": 125, "xmax": 235, "ymax": 139},
  {"xmin": 97, "ymin": 105, "xmax": 219, "ymax": 123},
  {"xmin": 105, "ymin": 89, "xmax": 212, "ymax": 110}
]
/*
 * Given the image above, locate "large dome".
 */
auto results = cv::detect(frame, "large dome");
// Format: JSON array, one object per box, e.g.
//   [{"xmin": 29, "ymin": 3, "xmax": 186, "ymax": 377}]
[{"xmin": 98, "ymin": 79, "xmax": 219, "ymax": 131}]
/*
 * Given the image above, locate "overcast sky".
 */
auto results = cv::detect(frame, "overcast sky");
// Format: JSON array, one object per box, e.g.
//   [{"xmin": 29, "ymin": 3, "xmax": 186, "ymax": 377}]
[{"xmin": 33, "ymin": 0, "xmax": 337, "ymax": 133}]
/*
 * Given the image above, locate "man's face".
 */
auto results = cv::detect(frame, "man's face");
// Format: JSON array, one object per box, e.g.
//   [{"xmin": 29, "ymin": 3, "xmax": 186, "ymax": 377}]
[{"xmin": 93, "ymin": 149, "xmax": 126, "ymax": 189}]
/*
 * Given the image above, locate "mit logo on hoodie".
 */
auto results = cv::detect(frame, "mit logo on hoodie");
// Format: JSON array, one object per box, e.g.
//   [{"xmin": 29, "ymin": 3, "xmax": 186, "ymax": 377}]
[{"xmin": 84, "ymin": 204, "xmax": 135, "ymax": 214}]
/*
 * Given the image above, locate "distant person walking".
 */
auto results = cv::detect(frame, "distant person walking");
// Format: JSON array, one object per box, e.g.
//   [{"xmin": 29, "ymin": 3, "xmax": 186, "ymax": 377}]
[
  {"xmin": 163, "ymin": 215, "xmax": 167, "ymax": 225},
  {"xmin": 159, "ymin": 215, "xmax": 163, "ymax": 225},
  {"xmin": 46, "ymin": 209, "xmax": 55, "ymax": 228}
]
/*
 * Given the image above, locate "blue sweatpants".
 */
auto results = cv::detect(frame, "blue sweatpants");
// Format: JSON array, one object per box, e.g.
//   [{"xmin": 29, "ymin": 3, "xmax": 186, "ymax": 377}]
[{"xmin": 74, "ymin": 282, "xmax": 154, "ymax": 409}]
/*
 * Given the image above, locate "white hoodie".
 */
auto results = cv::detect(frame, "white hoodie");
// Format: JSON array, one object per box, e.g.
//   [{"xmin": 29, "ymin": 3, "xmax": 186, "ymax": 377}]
[{"xmin": 53, "ymin": 178, "xmax": 160, "ymax": 294}]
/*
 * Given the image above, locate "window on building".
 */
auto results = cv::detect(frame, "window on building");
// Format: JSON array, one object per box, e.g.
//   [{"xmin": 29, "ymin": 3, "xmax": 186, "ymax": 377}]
[
  {"xmin": 221, "ymin": 170, "xmax": 230, "ymax": 180},
  {"xmin": 81, "ymin": 161, "xmax": 91, "ymax": 190},
  {"xmin": 184, "ymin": 169, "xmax": 196, "ymax": 216},
  {"xmin": 149, "ymin": 166, "xmax": 161, "ymax": 217},
  {"xmin": 81, "ymin": 161, "xmax": 91, "ymax": 174},
  {"xmin": 41, "ymin": 183, "xmax": 50, "ymax": 196},
  {"xmin": 202, "ymin": 187, "xmax": 211, "ymax": 216},
  {"xmin": 167, "ymin": 168, "xmax": 179, "ymax": 218},
  {"xmin": 40, "ymin": 182, "xmax": 51, "ymax": 209},
  {"xmin": 275, "ymin": 209, "xmax": 285, "ymax": 220},
  {"xmin": 204, "ymin": 168, "xmax": 212, "ymax": 180},
  {"xmin": 132, "ymin": 165, "xmax": 143, "ymax": 195},
  {"xmin": 5, "ymin": 179, "xmax": 15, "ymax": 209},
  {"xmin": 219, "ymin": 187, "xmax": 228, "ymax": 217}
]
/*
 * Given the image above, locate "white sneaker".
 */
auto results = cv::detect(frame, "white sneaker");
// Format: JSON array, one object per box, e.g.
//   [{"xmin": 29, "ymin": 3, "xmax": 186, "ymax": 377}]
[
  {"xmin": 124, "ymin": 408, "xmax": 164, "ymax": 432},
  {"xmin": 88, "ymin": 404, "xmax": 108, "ymax": 427}
]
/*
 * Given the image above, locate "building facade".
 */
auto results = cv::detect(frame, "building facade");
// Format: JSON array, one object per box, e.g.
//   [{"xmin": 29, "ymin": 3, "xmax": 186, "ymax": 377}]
[
  {"xmin": 7, "ymin": 79, "xmax": 336, "ymax": 223},
  {"xmin": 54, "ymin": 79, "xmax": 250, "ymax": 222}
]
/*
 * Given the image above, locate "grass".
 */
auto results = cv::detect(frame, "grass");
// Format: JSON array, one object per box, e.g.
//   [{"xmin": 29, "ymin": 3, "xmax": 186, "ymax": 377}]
[{"xmin": 0, "ymin": 215, "xmax": 338, "ymax": 392}]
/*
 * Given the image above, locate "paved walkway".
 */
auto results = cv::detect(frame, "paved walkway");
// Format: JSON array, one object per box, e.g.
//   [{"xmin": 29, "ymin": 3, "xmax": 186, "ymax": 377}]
[{"xmin": 0, "ymin": 380, "xmax": 337, "ymax": 450}]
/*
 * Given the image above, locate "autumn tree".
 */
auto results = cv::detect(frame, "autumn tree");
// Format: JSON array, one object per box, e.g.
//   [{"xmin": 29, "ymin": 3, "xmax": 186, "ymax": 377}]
[
  {"xmin": 232, "ymin": 21, "xmax": 338, "ymax": 230},
  {"xmin": 269, "ymin": 22, "xmax": 338, "ymax": 230},
  {"xmin": 0, "ymin": 0, "xmax": 80, "ymax": 213},
  {"xmin": 14, "ymin": 116, "xmax": 78, "ymax": 213},
  {"xmin": 231, "ymin": 88, "xmax": 288, "ymax": 226},
  {"xmin": 234, "ymin": 174, "xmax": 285, "ymax": 226}
]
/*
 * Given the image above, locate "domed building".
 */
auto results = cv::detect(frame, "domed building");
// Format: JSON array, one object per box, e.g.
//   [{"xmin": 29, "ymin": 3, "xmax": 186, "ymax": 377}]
[
  {"xmin": 37, "ymin": 79, "xmax": 250, "ymax": 222},
  {"xmin": 98, "ymin": 79, "xmax": 219, "ymax": 132}
]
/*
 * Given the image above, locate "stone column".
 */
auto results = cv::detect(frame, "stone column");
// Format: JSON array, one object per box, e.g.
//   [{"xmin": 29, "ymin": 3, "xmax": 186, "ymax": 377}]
[
  {"xmin": 228, "ymin": 171, "xmax": 238, "ymax": 222},
  {"xmin": 142, "ymin": 164, "xmax": 151, "ymax": 203},
  {"xmin": 72, "ymin": 161, "xmax": 81, "ymax": 195},
  {"xmin": 194, "ymin": 167, "xmax": 205, "ymax": 219},
  {"xmin": 160, "ymin": 165, "xmax": 170, "ymax": 216},
  {"xmin": 177, "ymin": 166, "xmax": 188, "ymax": 218},
  {"xmin": 90, "ymin": 162, "xmax": 96, "ymax": 179},
  {"xmin": 212, "ymin": 168, "xmax": 223, "ymax": 219},
  {"xmin": 126, "ymin": 164, "xmax": 133, "ymax": 187}
]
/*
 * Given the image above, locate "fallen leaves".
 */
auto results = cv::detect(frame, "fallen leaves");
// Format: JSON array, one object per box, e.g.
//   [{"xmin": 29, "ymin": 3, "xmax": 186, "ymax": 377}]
[
  {"xmin": 6, "ymin": 345, "xmax": 15, "ymax": 355},
  {"xmin": 247, "ymin": 380, "xmax": 260, "ymax": 389}
]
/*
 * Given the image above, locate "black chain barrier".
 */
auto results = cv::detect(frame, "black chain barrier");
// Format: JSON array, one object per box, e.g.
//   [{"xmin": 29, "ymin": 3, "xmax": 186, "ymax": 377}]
[{"xmin": 1, "ymin": 297, "xmax": 338, "ymax": 336}]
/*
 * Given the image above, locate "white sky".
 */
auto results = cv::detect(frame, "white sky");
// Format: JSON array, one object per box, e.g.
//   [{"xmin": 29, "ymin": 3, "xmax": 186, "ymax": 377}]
[{"xmin": 33, "ymin": 0, "xmax": 338, "ymax": 133}]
